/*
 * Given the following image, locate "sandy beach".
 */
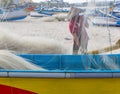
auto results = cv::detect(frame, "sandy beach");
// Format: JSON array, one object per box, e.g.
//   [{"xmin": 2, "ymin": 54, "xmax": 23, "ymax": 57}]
[{"xmin": 0, "ymin": 15, "xmax": 120, "ymax": 54}]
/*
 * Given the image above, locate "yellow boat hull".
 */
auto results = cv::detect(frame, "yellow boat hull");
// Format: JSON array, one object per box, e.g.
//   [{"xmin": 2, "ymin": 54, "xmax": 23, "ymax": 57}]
[{"xmin": 1, "ymin": 77, "xmax": 120, "ymax": 94}]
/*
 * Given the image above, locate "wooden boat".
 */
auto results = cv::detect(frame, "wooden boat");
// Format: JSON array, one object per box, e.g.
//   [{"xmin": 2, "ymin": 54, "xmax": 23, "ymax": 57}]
[{"xmin": 0, "ymin": 54, "xmax": 120, "ymax": 94}]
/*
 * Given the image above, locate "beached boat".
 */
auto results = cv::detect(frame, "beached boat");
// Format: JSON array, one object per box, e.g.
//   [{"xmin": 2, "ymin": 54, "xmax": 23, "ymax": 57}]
[
  {"xmin": 35, "ymin": 7, "xmax": 69, "ymax": 14},
  {"xmin": 25, "ymin": 6, "xmax": 36, "ymax": 12},
  {"xmin": 30, "ymin": 11, "xmax": 53, "ymax": 17},
  {"xmin": 42, "ymin": 8, "xmax": 69, "ymax": 13},
  {"xmin": 0, "ymin": 54, "xmax": 120, "ymax": 94},
  {"xmin": 92, "ymin": 16, "xmax": 120, "ymax": 26},
  {"xmin": 0, "ymin": 8, "xmax": 28, "ymax": 21},
  {"xmin": 92, "ymin": 8, "xmax": 120, "ymax": 26},
  {"xmin": 92, "ymin": 2, "xmax": 120, "ymax": 26},
  {"xmin": 112, "ymin": 2, "xmax": 120, "ymax": 18}
]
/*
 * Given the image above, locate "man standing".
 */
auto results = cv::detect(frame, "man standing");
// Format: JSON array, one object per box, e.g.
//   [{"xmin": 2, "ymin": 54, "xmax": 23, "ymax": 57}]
[{"xmin": 68, "ymin": 7, "xmax": 89, "ymax": 54}]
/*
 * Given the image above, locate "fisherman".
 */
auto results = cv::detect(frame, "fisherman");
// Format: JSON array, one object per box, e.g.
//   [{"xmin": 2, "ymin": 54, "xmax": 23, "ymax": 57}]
[{"xmin": 69, "ymin": 8, "xmax": 89, "ymax": 55}]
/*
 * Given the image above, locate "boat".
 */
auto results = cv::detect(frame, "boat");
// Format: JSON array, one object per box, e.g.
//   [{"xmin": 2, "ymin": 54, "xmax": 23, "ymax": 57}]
[
  {"xmin": 92, "ymin": 16, "xmax": 120, "ymax": 26},
  {"xmin": 24, "ymin": 6, "xmax": 36, "ymax": 12},
  {"xmin": 30, "ymin": 7, "xmax": 69, "ymax": 17},
  {"xmin": 35, "ymin": 7, "xmax": 69, "ymax": 14},
  {"xmin": 92, "ymin": 9, "xmax": 120, "ymax": 26},
  {"xmin": 0, "ymin": 7, "xmax": 28, "ymax": 21},
  {"xmin": 30, "ymin": 11, "xmax": 53, "ymax": 17},
  {"xmin": 92, "ymin": 2, "xmax": 120, "ymax": 26},
  {"xmin": 112, "ymin": 2, "xmax": 120, "ymax": 18},
  {"xmin": 0, "ymin": 54, "xmax": 120, "ymax": 94},
  {"xmin": 42, "ymin": 7, "xmax": 69, "ymax": 13},
  {"xmin": 1, "ymin": 1, "xmax": 120, "ymax": 94}
]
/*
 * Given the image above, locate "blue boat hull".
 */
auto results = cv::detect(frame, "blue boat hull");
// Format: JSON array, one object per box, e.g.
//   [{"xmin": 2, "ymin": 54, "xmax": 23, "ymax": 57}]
[
  {"xmin": 3, "ymin": 16, "xmax": 27, "ymax": 21},
  {"xmin": 0, "ymin": 54, "xmax": 120, "ymax": 78},
  {"xmin": 38, "ymin": 11, "xmax": 53, "ymax": 16},
  {"xmin": 18, "ymin": 54, "xmax": 120, "ymax": 71}
]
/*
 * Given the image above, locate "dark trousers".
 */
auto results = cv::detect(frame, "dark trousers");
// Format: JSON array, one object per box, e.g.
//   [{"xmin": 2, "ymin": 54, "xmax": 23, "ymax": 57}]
[
  {"xmin": 73, "ymin": 41, "xmax": 80, "ymax": 55},
  {"xmin": 73, "ymin": 40, "xmax": 88, "ymax": 55}
]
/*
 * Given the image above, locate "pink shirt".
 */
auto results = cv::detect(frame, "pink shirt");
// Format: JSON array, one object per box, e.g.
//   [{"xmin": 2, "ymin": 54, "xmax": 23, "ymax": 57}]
[
  {"xmin": 69, "ymin": 19, "xmax": 78, "ymax": 34},
  {"xmin": 69, "ymin": 15, "xmax": 84, "ymax": 35},
  {"xmin": 69, "ymin": 14, "xmax": 89, "ymax": 46}
]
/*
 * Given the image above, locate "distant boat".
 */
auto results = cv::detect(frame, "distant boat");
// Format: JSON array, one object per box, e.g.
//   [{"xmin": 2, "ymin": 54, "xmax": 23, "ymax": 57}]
[
  {"xmin": 24, "ymin": 6, "xmax": 36, "ymax": 12},
  {"xmin": 92, "ymin": 3, "xmax": 120, "ymax": 26},
  {"xmin": 30, "ymin": 11, "xmax": 53, "ymax": 17},
  {"xmin": 93, "ymin": 17, "xmax": 120, "ymax": 26},
  {"xmin": 0, "ymin": 7, "xmax": 28, "ymax": 21},
  {"xmin": 111, "ymin": 2, "xmax": 120, "ymax": 18},
  {"xmin": 42, "ymin": 8, "xmax": 69, "ymax": 13},
  {"xmin": 35, "ymin": 7, "xmax": 69, "ymax": 14},
  {"xmin": 31, "ymin": 7, "xmax": 69, "ymax": 17}
]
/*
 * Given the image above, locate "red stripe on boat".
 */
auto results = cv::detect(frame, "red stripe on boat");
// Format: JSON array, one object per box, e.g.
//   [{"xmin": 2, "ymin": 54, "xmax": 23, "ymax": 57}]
[{"xmin": 0, "ymin": 84, "xmax": 37, "ymax": 94}]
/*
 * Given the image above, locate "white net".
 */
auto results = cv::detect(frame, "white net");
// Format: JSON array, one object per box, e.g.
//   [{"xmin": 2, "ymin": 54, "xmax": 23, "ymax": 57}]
[{"xmin": 0, "ymin": 0, "xmax": 119, "ymax": 70}]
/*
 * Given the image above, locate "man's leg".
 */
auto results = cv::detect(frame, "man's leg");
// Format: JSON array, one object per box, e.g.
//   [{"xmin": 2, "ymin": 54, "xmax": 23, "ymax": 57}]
[
  {"xmin": 73, "ymin": 42, "xmax": 79, "ymax": 55},
  {"xmin": 78, "ymin": 39, "xmax": 88, "ymax": 54}
]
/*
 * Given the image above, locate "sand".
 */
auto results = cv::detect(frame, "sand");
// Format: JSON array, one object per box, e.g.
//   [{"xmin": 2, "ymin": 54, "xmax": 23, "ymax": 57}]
[{"xmin": 0, "ymin": 15, "xmax": 120, "ymax": 54}]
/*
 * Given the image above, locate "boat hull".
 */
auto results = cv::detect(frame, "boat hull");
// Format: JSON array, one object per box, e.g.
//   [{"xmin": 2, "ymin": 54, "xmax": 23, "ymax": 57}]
[
  {"xmin": 0, "ymin": 77, "xmax": 120, "ymax": 94},
  {"xmin": 0, "ymin": 9, "xmax": 28, "ymax": 21},
  {"xmin": 1, "ymin": 54, "xmax": 120, "ymax": 94},
  {"xmin": 30, "ymin": 11, "xmax": 52, "ymax": 17},
  {"xmin": 92, "ymin": 17, "xmax": 120, "ymax": 26},
  {"xmin": 5, "ymin": 15, "xmax": 27, "ymax": 21}
]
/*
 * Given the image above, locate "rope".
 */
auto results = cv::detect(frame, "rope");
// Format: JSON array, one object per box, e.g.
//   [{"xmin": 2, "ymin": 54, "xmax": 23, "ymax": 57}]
[{"xmin": 106, "ymin": 0, "xmax": 113, "ymax": 54}]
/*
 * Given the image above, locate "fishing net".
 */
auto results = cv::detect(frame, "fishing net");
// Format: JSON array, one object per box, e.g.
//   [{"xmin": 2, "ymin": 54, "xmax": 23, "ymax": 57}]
[{"xmin": 0, "ymin": 0, "xmax": 120, "ymax": 70}]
